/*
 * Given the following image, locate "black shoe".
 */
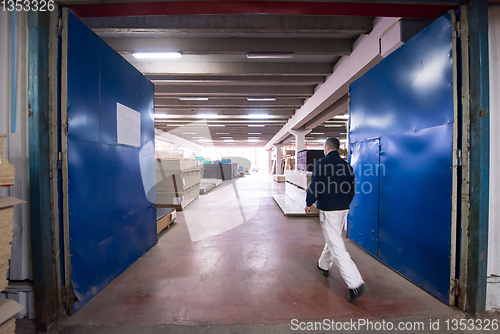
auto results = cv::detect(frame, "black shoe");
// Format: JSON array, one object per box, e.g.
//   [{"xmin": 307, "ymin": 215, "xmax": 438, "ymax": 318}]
[
  {"xmin": 317, "ymin": 261, "xmax": 329, "ymax": 277},
  {"xmin": 347, "ymin": 284, "xmax": 366, "ymax": 303}
]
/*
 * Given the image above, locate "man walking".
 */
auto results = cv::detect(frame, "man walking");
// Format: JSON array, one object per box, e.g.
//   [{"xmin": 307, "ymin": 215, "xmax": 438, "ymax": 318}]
[{"xmin": 305, "ymin": 137, "xmax": 366, "ymax": 302}]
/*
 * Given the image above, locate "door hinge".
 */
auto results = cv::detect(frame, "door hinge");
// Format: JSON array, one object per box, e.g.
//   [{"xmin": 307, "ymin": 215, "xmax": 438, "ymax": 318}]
[{"xmin": 455, "ymin": 149, "xmax": 462, "ymax": 167}]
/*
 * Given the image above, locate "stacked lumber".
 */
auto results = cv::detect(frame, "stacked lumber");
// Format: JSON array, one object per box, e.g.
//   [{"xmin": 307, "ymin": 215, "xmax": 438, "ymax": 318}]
[
  {"xmin": 0, "ymin": 136, "xmax": 14, "ymax": 187},
  {"xmin": 0, "ymin": 206, "xmax": 13, "ymax": 290},
  {"xmin": 0, "ymin": 299, "xmax": 24, "ymax": 334},
  {"xmin": 156, "ymin": 158, "xmax": 203, "ymax": 210}
]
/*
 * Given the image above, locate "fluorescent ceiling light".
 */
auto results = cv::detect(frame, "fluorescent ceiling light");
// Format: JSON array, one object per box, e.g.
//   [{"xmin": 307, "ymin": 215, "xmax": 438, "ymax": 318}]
[
  {"xmin": 197, "ymin": 113, "xmax": 219, "ymax": 118},
  {"xmin": 324, "ymin": 124, "xmax": 342, "ymax": 127},
  {"xmin": 305, "ymin": 137, "xmax": 313, "ymax": 139},
  {"xmin": 317, "ymin": 139, "xmax": 326, "ymax": 142},
  {"xmin": 199, "ymin": 139, "xmax": 211, "ymax": 142},
  {"xmin": 216, "ymin": 132, "xmax": 230, "ymax": 135},
  {"xmin": 248, "ymin": 132, "xmax": 262, "ymax": 135},
  {"xmin": 333, "ymin": 115, "xmax": 349, "ymax": 119},
  {"xmin": 155, "ymin": 113, "xmax": 169, "ymax": 119},
  {"xmin": 248, "ymin": 139, "xmax": 260, "ymax": 142},
  {"xmin": 192, "ymin": 137, "xmax": 204, "ymax": 139},
  {"xmin": 247, "ymin": 97, "xmax": 276, "ymax": 102},
  {"xmin": 220, "ymin": 137, "xmax": 232, "ymax": 139},
  {"xmin": 208, "ymin": 124, "xmax": 225, "ymax": 127},
  {"xmin": 246, "ymin": 114, "xmax": 271, "ymax": 118},
  {"xmin": 310, "ymin": 132, "xmax": 324, "ymax": 135},
  {"xmin": 133, "ymin": 52, "xmax": 182, "ymax": 59},
  {"xmin": 224, "ymin": 139, "xmax": 234, "ymax": 142},
  {"xmin": 248, "ymin": 125, "xmax": 265, "ymax": 127},
  {"xmin": 248, "ymin": 137, "xmax": 260, "ymax": 139},
  {"xmin": 179, "ymin": 97, "xmax": 209, "ymax": 101},
  {"xmin": 247, "ymin": 53, "xmax": 294, "ymax": 59},
  {"xmin": 183, "ymin": 132, "xmax": 197, "ymax": 135}
]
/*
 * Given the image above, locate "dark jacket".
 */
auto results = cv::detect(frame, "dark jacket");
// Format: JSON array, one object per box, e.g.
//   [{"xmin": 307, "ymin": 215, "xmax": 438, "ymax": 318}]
[{"xmin": 306, "ymin": 150, "xmax": 355, "ymax": 211}]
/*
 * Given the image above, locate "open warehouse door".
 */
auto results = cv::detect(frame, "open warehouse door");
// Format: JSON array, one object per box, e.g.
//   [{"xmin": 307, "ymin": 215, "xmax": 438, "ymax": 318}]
[
  {"xmin": 60, "ymin": 9, "xmax": 157, "ymax": 312},
  {"xmin": 347, "ymin": 13, "xmax": 458, "ymax": 305}
]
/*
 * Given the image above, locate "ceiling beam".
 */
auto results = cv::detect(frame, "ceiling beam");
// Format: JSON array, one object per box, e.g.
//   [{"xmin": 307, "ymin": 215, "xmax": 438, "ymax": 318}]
[
  {"xmin": 81, "ymin": 15, "xmax": 373, "ymax": 35},
  {"xmin": 154, "ymin": 85, "xmax": 315, "ymax": 97},
  {"xmin": 304, "ymin": 94, "xmax": 349, "ymax": 130},
  {"xmin": 154, "ymin": 97, "xmax": 304, "ymax": 107},
  {"xmin": 154, "ymin": 109, "xmax": 296, "ymax": 116},
  {"xmin": 265, "ymin": 17, "xmax": 403, "ymax": 150},
  {"xmin": 128, "ymin": 61, "xmax": 333, "ymax": 76},
  {"xmin": 103, "ymin": 37, "xmax": 354, "ymax": 55},
  {"xmin": 149, "ymin": 75, "xmax": 326, "ymax": 86}
]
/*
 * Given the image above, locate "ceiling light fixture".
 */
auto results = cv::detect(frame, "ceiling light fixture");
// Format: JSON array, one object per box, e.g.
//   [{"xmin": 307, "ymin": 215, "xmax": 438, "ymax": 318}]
[
  {"xmin": 324, "ymin": 124, "xmax": 342, "ymax": 127},
  {"xmin": 248, "ymin": 125, "xmax": 265, "ymax": 127},
  {"xmin": 183, "ymin": 132, "xmax": 197, "ymax": 135},
  {"xmin": 310, "ymin": 132, "xmax": 324, "ymax": 135},
  {"xmin": 248, "ymin": 139, "xmax": 260, "ymax": 142},
  {"xmin": 247, "ymin": 53, "xmax": 294, "ymax": 59},
  {"xmin": 248, "ymin": 132, "xmax": 262, "ymax": 135},
  {"xmin": 247, "ymin": 97, "xmax": 276, "ymax": 102},
  {"xmin": 216, "ymin": 132, "xmax": 230, "ymax": 135},
  {"xmin": 154, "ymin": 113, "xmax": 169, "ymax": 119},
  {"xmin": 224, "ymin": 139, "xmax": 234, "ymax": 142},
  {"xmin": 208, "ymin": 124, "xmax": 225, "ymax": 127},
  {"xmin": 192, "ymin": 137, "xmax": 204, "ymax": 139},
  {"xmin": 196, "ymin": 113, "xmax": 219, "ymax": 118},
  {"xmin": 333, "ymin": 115, "xmax": 349, "ymax": 119},
  {"xmin": 133, "ymin": 52, "xmax": 182, "ymax": 59},
  {"xmin": 179, "ymin": 97, "xmax": 209, "ymax": 101},
  {"xmin": 248, "ymin": 137, "xmax": 260, "ymax": 139},
  {"xmin": 246, "ymin": 114, "xmax": 271, "ymax": 118},
  {"xmin": 220, "ymin": 137, "xmax": 232, "ymax": 139}
]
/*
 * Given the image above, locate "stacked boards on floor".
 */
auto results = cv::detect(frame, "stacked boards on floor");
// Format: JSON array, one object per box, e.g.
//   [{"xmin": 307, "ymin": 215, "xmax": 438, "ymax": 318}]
[
  {"xmin": 199, "ymin": 179, "xmax": 222, "ymax": 195},
  {"xmin": 156, "ymin": 158, "xmax": 203, "ymax": 211},
  {"xmin": 0, "ymin": 136, "xmax": 14, "ymax": 187}
]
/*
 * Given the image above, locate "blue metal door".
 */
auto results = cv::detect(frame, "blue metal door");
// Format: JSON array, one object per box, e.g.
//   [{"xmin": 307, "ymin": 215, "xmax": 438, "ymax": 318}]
[
  {"xmin": 64, "ymin": 11, "xmax": 157, "ymax": 311},
  {"xmin": 348, "ymin": 139, "xmax": 380, "ymax": 257},
  {"xmin": 349, "ymin": 14, "xmax": 454, "ymax": 304}
]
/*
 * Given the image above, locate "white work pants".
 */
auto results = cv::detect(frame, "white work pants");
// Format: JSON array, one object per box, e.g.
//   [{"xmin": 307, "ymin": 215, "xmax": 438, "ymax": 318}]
[{"xmin": 318, "ymin": 209, "xmax": 364, "ymax": 290}]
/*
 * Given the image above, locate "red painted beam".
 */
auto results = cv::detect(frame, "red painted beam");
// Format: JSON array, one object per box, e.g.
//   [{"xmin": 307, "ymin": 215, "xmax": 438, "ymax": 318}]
[{"xmin": 69, "ymin": 1, "xmax": 456, "ymax": 19}]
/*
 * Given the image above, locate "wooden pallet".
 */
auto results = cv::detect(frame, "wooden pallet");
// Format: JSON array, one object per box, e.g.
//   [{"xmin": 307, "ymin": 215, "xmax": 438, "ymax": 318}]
[{"xmin": 157, "ymin": 209, "xmax": 176, "ymax": 234}]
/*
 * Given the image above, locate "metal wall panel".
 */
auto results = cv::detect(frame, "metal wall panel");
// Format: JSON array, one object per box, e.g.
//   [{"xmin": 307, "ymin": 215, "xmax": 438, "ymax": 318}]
[
  {"xmin": 378, "ymin": 124, "xmax": 453, "ymax": 303},
  {"xmin": 349, "ymin": 14, "xmax": 454, "ymax": 304},
  {"xmin": 347, "ymin": 139, "xmax": 380, "ymax": 257},
  {"xmin": 66, "ymin": 12, "xmax": 156, "ymax": 310}
]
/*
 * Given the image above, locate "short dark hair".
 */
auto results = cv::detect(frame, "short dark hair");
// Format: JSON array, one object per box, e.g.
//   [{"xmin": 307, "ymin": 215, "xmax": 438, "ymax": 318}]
[{"xmin": 325, "ymin": 137, "xmax": 340, "ymax": 151}]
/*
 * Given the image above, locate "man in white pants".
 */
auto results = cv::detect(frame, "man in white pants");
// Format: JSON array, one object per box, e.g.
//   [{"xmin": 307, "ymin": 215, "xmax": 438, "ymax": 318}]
[{"xmin": 305, "ymin": 137, "xmax": 366, "ymax": 302}]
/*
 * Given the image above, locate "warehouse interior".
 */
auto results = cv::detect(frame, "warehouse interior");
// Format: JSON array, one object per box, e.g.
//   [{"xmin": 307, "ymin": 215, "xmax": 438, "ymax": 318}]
[{"xmin": 0, "ymin": 0, "xmax": 499, "ymax": 332}]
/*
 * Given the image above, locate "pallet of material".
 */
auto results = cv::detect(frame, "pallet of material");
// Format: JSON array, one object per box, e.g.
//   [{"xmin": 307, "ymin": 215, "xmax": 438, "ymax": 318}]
[
  {"xmin": 273, "ymin": 175, "xmax": 285, "ymax": 183},
  {"xmin": 0, "ymin": 299, "xmax": 24, "ymax": 334},
  {"xmin": 199, "ymin": 179, "xmax": 222, "ymax": 195},
  {"xmin": 284, "ymin": 169, "xmax": 312, "ymax": 190},
  {"xmin": 0, "ymin": 136, "xmax": 15, "ymax": 187},
  {"xmin": 156, "ymin": 158, "xmax": 203, "ymax": 173},
  {"xmin": 157, "ymin": 184, "xmax": 200, "ymax": 210},
  {"xmin": 157, "ymin": 208, "xmax": 176, "ymax": 234},
  {"xmin": 272, "ymin": 182, "xmax": 319, "ymax": 217}
]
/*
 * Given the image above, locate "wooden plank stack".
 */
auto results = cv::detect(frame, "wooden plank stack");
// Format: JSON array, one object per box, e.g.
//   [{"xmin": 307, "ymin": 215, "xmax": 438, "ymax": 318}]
[
  {"xmin": 0, "ymin": 136, "xmax": 15, "ymax": 187},
  {"xmin": 156, "ymin": 158, "xmax": 203, "ymax": 210},
  {"xmin": 0, "ymin": 134, "xmax": 25, "ymax": 331}
]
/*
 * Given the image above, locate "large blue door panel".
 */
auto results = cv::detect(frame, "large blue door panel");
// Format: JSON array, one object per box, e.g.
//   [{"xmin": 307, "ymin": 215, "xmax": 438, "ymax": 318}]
[
  {"xmin": 378, "ymin": 124, "xmax": 453, "ymax": 303},
  {"xmin": 348, "ymin": 139, "xmax": 380, "ymax": 257},
  {"xmin": 350, "ymin": 14, "xmax": 454, "ymax": 143},
  {"xmin": 66, "ymin": 11, "xmax": 156, "ymax": 310},
  {"xmin": 349, "ymin": 14, "xmax": 454, "ymax": 304}
]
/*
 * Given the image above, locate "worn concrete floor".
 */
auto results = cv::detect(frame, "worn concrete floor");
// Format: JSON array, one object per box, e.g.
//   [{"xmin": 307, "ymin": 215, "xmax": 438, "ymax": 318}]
[{"xmin": 25, "ymin": 172, "xmax": 496, "ymax": 333}]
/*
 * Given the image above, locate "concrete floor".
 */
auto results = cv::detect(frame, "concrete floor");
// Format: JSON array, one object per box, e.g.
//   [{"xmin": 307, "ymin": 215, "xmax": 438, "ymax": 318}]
[{"xmin": 42, "ymin": 172, "xmax": 478, "ymax": 333}]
